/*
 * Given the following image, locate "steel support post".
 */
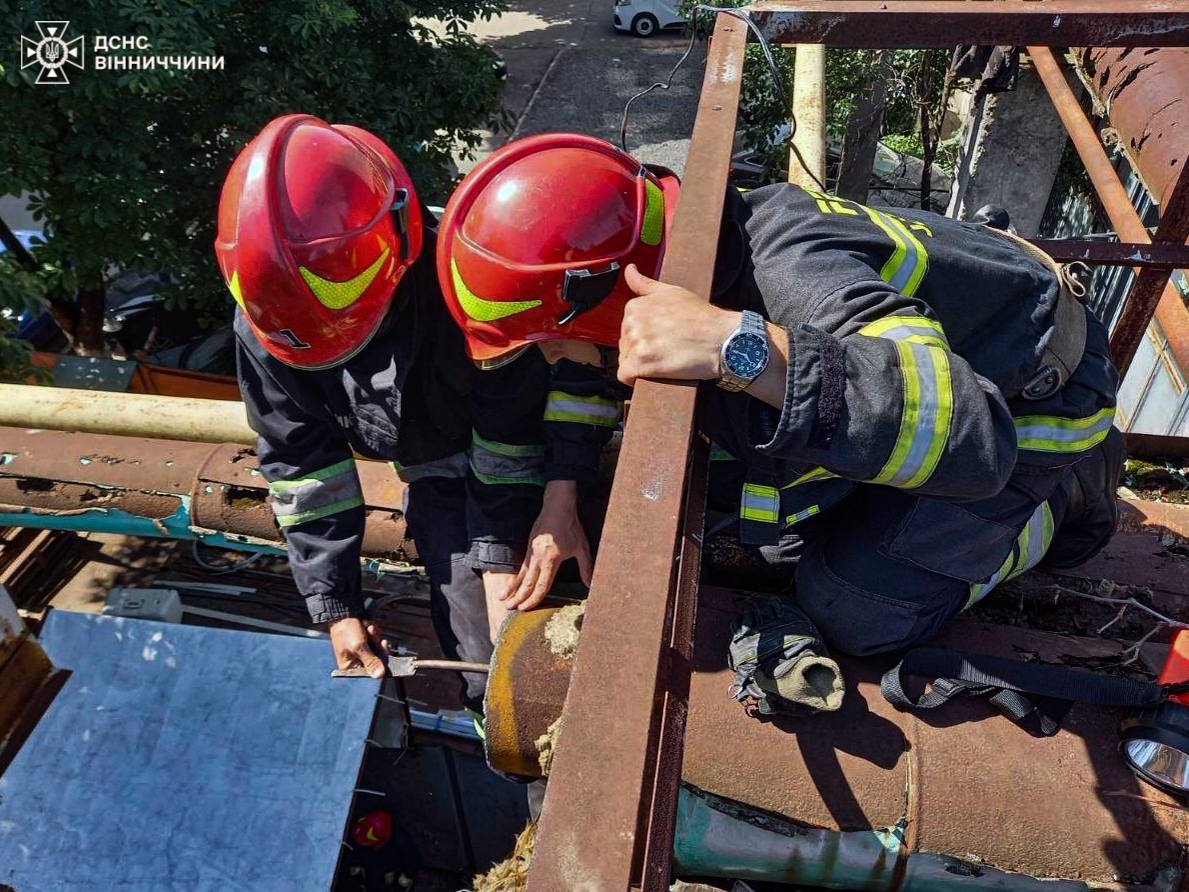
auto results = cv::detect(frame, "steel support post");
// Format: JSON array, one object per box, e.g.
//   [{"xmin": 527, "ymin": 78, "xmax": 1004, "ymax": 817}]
[{"xmin": 526, "ymin": 14, "xmax": 746, "ymax": 891}]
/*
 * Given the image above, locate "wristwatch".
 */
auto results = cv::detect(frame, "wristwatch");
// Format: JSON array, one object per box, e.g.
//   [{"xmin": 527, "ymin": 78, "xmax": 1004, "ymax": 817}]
[{"xmin": 717, "ymin": 310, "xmax": 770, "ymax": 392}]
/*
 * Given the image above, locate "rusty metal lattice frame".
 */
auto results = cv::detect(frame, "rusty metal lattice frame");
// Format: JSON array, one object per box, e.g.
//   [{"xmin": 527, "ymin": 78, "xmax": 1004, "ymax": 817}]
[
  {"xmin": 1029, "ymin": 44, "xmax": 1189, "ymax": 377},
  {"xmin": 529, "ymin": 5, "xmax": 1189, "ymax": 890}
]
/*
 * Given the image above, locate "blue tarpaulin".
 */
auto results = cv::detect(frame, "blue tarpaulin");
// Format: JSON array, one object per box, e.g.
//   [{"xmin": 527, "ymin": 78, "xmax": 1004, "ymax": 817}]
[{"xmin": 0, "ymin": 611, "xmax": 380, "ymax": 891}]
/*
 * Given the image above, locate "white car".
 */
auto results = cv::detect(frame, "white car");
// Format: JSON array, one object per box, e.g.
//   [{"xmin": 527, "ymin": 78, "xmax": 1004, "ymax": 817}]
[{"xmin": 613, "ymin": 0, "xmax": 687, "ymax": 37}]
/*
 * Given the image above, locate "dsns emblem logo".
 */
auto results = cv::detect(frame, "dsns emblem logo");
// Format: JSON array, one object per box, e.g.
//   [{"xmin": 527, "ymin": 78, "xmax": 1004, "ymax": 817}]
[{"xmin": 21, "ymin": 21, "xmax": 85, "ymax": 85}]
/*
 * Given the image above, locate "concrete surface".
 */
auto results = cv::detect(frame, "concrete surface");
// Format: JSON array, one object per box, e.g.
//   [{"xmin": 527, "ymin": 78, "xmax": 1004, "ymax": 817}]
[
  {"xmin": 946, "ymin": 65, "xmax": 1067, "ymax": 236},
  {"xmin": 429, "ymin": 0, "xmax": 700, "ymax": 175}
]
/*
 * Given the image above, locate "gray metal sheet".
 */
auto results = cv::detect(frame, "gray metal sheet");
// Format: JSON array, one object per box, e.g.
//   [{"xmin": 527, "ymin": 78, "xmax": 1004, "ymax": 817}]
[
  {"xmin": 51, "ymin": 355, "xmax": 137, "ymax": 392},
  {"xmin": 0, "ymin": 611, "xmax": 380, "ymax": 892}
]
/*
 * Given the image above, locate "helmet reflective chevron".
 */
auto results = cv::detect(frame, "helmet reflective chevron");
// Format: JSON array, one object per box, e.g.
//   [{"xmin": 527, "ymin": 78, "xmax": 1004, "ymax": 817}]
[
  {"xmin": 215, "ymin": 114, "xmax": 422, "ymax": 368},
  {"xmin": 437, "ymin": 133, "xmax": 679, "ymax": 367}
]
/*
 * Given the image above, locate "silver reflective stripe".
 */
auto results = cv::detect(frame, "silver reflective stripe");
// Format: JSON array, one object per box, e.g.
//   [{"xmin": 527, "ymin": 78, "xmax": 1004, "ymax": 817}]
[
  {"xmin": 1013, "ymin": 407, "xmax": 1115, "ymax": 454},
  {"xmin": 470, "ymin": 432, "xmax": 544, "ymax": 486},
  {"xmin": 966, "ymin": 501, "xmax": 1055, "ymax": 608},
  {"xmin": 268, "ymin": 458, "xmax": 363, "ymax": 528},
  {"xmin": 872, "ymin": 341, "xmax": 953, "ymax": 489},
  {"xmin": 544, "ymin": 391, "xmax": 621, "ymax": 427},
  {"xmin": 1009, "ymin": 501, "xmax": 1055, "ymax": 581},
  {"xmin": 392, "ymin": 452, "xmax": 468, "ymax": 483},
  {"xmin": 740, "ymin": 483, "xmax": 780, "ymax": 524},
  {"xmin": 785, "ymin": 505, "xmax": 820, "ymax": 525}
]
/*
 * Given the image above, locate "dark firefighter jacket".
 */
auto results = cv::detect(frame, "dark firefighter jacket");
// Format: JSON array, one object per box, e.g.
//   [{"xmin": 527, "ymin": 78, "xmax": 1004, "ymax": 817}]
[
  {"xmin": 716, "ymin": 184, "xmax": 1118, "ymax": 554},
  {"xmin": 564, "ymin": 184, "xmax": 1117, "ymax": 576},
  {"xmin": 235, "ymin": 216, "xmax": 553, "ymax": 625}
]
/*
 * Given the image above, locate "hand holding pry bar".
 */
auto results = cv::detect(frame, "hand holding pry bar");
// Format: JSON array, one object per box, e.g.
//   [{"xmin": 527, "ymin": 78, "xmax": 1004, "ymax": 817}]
[{"xmin": 331, "ymin": 656, "xmax": 490, "ymax": 679}]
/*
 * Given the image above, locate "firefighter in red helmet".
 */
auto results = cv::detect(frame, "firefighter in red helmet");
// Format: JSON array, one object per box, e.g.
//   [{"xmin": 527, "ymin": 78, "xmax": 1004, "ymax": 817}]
[
  {"xmin": 216, "ymin": 115, "xmax": 551, "ymax": 717},
  {"xmin": 439, "ymin": 133, "xmax": 1123, "ymax": 686}
]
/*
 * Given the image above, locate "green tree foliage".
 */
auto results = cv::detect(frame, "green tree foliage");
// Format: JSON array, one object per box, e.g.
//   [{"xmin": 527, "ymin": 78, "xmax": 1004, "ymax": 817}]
[
  {"xmin": 687, "ymin": 5, "xmax": 954, "ymax": 192},
  {"xmin": 0, "ymin": 0, "xmax": 508, "ymax": 366}
]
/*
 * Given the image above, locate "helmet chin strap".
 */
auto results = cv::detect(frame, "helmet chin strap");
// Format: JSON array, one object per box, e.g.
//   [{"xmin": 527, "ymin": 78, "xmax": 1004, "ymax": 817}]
[{"xmin": 390, "ymin": 190, "xmax": 410, "ymax": 260}]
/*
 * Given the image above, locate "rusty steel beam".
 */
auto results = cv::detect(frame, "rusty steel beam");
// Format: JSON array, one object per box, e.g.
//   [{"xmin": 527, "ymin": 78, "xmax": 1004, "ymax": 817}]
[
  {"xmin": 0, "ymin": 585, "xmax": 66, "ymax": 776},
  {"xmin": 0, "ymin": 427, "xmax": 415, "ymax": 563},
  {"xmin": 1110, "ymin": 155, "xmax": 1189, "ymax": 373},
  {"xmin": 750, "ymin": 1, "xmax": 1189, "ymax": 48},
  {"xmin": 488, "ymin": 588, "xmax": 1189, "ymax": 885},
  {"xmin": 1029, "ymin": 238, "xmax": 1189, "ymax": 268},
  {"xmin": 1124, "ymin": 430, "xmax": 1189, "ymax": 458},
  {"xmin": 526, "ymin": 14, "xmax": 745, "ymax": 892}
]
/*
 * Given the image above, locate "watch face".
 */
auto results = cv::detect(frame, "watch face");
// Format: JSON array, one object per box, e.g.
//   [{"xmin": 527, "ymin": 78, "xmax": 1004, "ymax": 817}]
[{"xmin": 725, "ymin": 332, "xmax": 769, "ymax": 378}]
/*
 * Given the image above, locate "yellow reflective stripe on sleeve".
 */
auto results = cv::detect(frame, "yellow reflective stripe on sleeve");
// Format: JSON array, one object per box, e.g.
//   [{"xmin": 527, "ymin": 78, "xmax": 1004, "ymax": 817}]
[
  {"xmin": 640, "ymin": 179, "xmax": 665, "ymax": 246},
  {"xmin": 858, "ymin": 314, "xmax": 949, "ymax": 350},
  {"xmin": 783, "ymin": 465, "xmax": 838, "ymax": 488},
  {"xmin": 275, "ymin": 496, "xmax": 365, "ymax": 528},
  {"xmin": 804, "ymin": 188, "xmax": 859, "ymax": 216},
  {"xmin": 469, "ymin": 430, "xmax": 545, "ymax": 486},
  {"xmin": 268, "ymin": 458, "xmax": 364, "ymax": 527},
  {"xmin": 471, "ymin": 431, "xmax": 545, "ymax": 458},
  {"xmin": 870, "ymin": 341, "xmax": 953, "ymax": 489},
  {"xmin": 858, "ymin": 207, "xmax": 929, "ymax": 296},
  {"xmin": 544, "ymin": 391, "xmax": 620, "ymax": 427},
  {"xmin": 966, "ymin": 501, "xmax": 1055, "ymax": 607},
  {"xmin": 740, "ymin": 483, "xmax": 780, "ymax": 523},
  {"xmin": 1013, "ymin": 407, "xmax": 1115, "ymax": 453}
]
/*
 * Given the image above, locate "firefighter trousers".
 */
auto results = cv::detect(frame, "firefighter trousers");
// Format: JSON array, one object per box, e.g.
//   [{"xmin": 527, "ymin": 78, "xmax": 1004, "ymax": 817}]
[
  {"xmin": 774, "ymin": 428, "xmax": 1125, "ymax": 656},
  {"xmin": 404, "ymin": 475, "xmax": 492, "ymax": 714}
]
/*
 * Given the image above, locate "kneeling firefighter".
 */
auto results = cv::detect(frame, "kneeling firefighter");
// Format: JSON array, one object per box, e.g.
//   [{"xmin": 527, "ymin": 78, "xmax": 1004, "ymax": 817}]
[
  {"xmin": 436, "ymin": 133, "xmax": 1124, "ymax": 715},
  {"xmin": 215, "ymin": 115, "xmax": 552, "ymax": 716}
]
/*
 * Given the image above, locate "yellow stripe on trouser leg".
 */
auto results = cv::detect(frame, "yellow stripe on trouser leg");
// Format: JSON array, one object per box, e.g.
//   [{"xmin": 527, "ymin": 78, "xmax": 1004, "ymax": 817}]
[{"xmin": 966, "ymin": 501, "xmax": 1055, "ymax": 607}]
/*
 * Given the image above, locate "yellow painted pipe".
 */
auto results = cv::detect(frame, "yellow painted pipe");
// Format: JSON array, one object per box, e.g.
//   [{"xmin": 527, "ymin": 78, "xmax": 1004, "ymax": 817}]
[
  {"xmin": 0, "ymin": 385, "xmax": 255, "ymax": 445},
  {"xmin": 789, "ymin": 44, "xmax": 827, "ymax": 189}
]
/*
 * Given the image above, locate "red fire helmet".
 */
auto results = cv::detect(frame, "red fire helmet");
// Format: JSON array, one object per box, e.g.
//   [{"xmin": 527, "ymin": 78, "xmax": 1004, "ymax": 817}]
[
  {"xmin": 437, "ymin": 133, "xmax": 679, "ymax": 367},
  {"xmin": 350, "ymin": 810, "xmax": 393, "ymax": 849},
  {"xmin": 214, "ymin": 114, "xmax": 423, "ymax": 369}
]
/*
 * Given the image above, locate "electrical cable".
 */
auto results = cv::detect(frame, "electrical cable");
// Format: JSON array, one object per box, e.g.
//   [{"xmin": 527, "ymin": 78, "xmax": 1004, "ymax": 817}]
[
  {"xmin": 618, "ymin": 4, "xmax": 826, "ymax": 191},
  {"xmin": 190, "ymin": 538, "xmax": 265, "ymax": 575}
]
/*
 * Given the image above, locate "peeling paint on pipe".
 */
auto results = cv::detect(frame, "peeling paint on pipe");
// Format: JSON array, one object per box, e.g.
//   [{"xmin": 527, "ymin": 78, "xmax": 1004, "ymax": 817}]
[{"xmin": 0, "ymin": 427, "xmax": 416, "ymax": 564}]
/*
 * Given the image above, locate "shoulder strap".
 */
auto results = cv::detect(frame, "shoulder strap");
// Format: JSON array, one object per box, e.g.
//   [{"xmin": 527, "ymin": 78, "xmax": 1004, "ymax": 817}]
[
  {"xmin": 986, "ymin": 228, "xmax": 1089, "ymax": 399},
  {"xmin": 882, "ymin": 647, "xmax": 1174, "ymax": 737}
]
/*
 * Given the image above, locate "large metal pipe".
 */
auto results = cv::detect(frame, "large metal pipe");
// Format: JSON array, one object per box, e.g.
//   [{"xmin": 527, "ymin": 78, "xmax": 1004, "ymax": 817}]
[
  {"xmin": 1029, "ymin": 46, "xmax": 1188, "ymax": 377},
  {"xmin": 0, "ymin": 427, "xmax": 415, "ymax": 563},
  {"xmin": 1078, "ymin": 47, "xmax": 1189, "ymax": 208},
  {"xmin": 489, "ymin": 593, "xmax": 1189, "ymax": 888},
  {"xmin": 1076, "ymin": 45, "xmax": 1189, "ymax": 373},
  {"xmin": 0, "ymin": 385, "xmax": 255, "ymax": 445}
]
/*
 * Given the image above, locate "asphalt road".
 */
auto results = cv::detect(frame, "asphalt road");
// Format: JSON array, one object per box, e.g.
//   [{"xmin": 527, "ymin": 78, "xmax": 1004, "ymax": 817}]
[{"xmin": 454, "ymin": 0, "xmax": 702, "ymax": 175}]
